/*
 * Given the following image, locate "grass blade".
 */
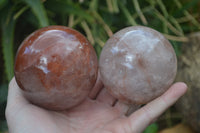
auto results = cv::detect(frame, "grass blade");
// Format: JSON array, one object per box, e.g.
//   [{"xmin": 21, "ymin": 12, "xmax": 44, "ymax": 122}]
[
  {"xmin": 91, "ymin": 11, "xmax": 113, "ymax": 37},
  {"xmin": 176, "ymin": 14, "xmax": 199, "ymax": 23},
  {"xmin": 119, "ymin": 1, "xmax": 137, "ymax": 26},
  {"xmin": 163, "ymin": 33, "xmax": 188, "ymax": 42},
  {"xmin": 174, "ymin": 0, "xmax": 200, "ymax": 29},
  {"xmin": 153, "ymin": 9, "xmax": 183, "ymax": 36},
  {"xmin": 106, "ymin": 0, "xmax": 114, "ymax": 13},
  {"xmin": 112, "ymin": 0, "xmax": 119, "ymax": 13},
  {"xmin": 89, "ymin": 0, "xmax": 98, "ymax": 11},
  {"xmin": 133, "ymin": 0, "xmax": 148, "ymax": 25},
  {"xmin": 157, "ymin": 0, "xmax": 168, "ymax": 17},
  {"xmin": 169, "ymin": 16, "xmax": 184, "ymax": 35},
  {"xmin": 45, "ymin": 1, "xmax": 94, "ymax": 23},
  {"xmin": 13, "ymin": 5, "xmax": 29, "ymax": 20},
  {"xmin": 81, "ymin": 21, "xmax": 95, "ymax": 45}
]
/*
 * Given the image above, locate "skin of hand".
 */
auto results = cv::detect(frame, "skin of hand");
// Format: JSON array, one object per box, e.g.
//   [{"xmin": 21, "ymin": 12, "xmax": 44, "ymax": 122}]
[{"xmin": 6, "ymin": 77, "xmax": 187, "ymax": 133}]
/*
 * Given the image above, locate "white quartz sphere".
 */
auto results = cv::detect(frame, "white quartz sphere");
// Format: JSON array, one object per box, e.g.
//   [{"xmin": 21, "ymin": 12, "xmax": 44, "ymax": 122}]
[{"xmin": 99, "ymin": 26, "xmax": 177, "ymax": 105}]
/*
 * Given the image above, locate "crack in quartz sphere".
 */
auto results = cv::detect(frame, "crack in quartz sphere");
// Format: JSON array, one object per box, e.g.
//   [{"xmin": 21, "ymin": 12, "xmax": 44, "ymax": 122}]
[
  {"xmin": 15, "ymin": 26, "xmax": 98, "ymax": 110},
  {"xmin": 99, "ymin": 26, "xmax": 177, "ymax": 105}
]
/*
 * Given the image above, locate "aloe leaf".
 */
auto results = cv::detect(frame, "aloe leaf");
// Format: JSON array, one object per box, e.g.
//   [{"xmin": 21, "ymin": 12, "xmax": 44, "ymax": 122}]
[
  {"xmin": 1, "ymin": 14, "xmax": 15, "ymax": 81},
  {"xmin": 22, "ymin": 0, "xmax": 49, "ymax": 27}
]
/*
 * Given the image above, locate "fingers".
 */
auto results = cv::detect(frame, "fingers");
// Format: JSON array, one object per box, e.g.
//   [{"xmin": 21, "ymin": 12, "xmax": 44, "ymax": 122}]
[
  {"xmin": 6, "ymin": 77, "xmax": 29, "ymax": 114},
  {"xmin": 114, "ymin": 101, "xmax": 130, "ymax": 115},
  {"xmin": 89, "ymin": 71, "xmax": 117, "ymax": 106},
  {"xmin": 7, "ymin": 77, "xmax": 28, "ymax": 106},
  {"xmin": 89, "ymin": 71, "xmax": 104, "ymax": 99},
  {"xmin": 6, "ymin": 77, "xmax": 29, "ymax": 128},
  {"xmin": 89, "ymin": 71, "xmax": 137, "ymax": 114},
  {"xmin": 113, "ymin": 101, "xmax": 141, "ymax": 116},
  {"xmin": 95, "ymin": 87, "xmax": 140, "ymax": 115},
  {"xmin": 90, "ymin": 70, "xmax": 141, "ymax": 113},
  {"xmin": 96, "ymin": 88, "xmax": 117, "ymax": 106},
  {"xmin": 123, "ymin": 82, "xmax": 187, "ymax": 133}
]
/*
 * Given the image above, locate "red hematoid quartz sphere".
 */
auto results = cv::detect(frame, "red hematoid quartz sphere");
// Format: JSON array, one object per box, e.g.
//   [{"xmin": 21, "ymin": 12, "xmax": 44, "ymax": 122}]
[
  {"xmin": 15, "ymin": 26, "xmax": 98, "ymax": 110},
  {"xmin": 99, "ymin": 26, "xmax": 177, "ymax": 105}
]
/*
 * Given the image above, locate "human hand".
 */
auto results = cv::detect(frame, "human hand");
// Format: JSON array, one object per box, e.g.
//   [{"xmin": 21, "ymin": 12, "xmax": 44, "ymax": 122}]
[{"xmin": 6, "ymin": 77, "xmax": 187, "ymax": 133}]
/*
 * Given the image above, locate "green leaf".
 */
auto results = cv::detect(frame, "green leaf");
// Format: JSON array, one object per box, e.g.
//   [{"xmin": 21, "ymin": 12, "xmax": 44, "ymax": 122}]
[
  {"xmin": 45, "ymin": 0, "xmax": 94, "ymax": 23},
  {"xmin": 143, "ymin": 123, "xmax": 158, "ymax": 133},
  {"xmin": 14, "ymin": 5, "xmax": 29, "ymax": 20},
  {"xmin": 94, "ymin": 44, "xmax": 102, "ymax": 58},
  {"xmin": 173, "ymin": 0, "xmax": 200, "ymax": 17},
  {"xmin": 171, "ymin": 41, "xmax": 182, "ymax": 56},
  {"xmin": 89, "ymin": 0, "xmax": 98, "ymax": 11},
  {"xmin": 0, "ymin": 84, "xmax": 8, "ymax": 104},
  {"xmin": 0, "ymin": 120, "xmax": 8, "ymax": 132},
  {"xmin": 0, "ymin": 0, "xmax": 8, "ymax": 10},
  {"xmin": 1, "ymin": 12, "xmax": 15, "ymax": 81},
  {"xmin": 22, "ymin": 0, "xmax": 49, "ymax": 27}
]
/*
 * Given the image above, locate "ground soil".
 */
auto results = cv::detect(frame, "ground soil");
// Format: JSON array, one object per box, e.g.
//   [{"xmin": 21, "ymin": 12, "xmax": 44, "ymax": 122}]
[{"xmin": 176, "ymin": 32, "xmax": 200, "ymax": 132}]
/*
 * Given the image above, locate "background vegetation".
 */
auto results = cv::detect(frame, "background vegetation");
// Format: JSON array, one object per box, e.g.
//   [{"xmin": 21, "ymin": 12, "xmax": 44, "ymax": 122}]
[{"xmin": 0, "ymin": 0, "xmax": 200, "ymax": 132}]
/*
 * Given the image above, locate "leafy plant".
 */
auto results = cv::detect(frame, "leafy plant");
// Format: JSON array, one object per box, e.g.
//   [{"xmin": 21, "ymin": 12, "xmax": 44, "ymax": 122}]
[
  {"xmin": 0, "ymin": 0, "xmax": 199, "ymax": 132},
  {"xmin": 143, "ymin": 123, "xmax": 158, "ymax": 133}
]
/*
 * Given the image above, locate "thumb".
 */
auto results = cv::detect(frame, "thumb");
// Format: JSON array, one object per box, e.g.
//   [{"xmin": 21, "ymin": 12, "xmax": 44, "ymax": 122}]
[
  {"xmin": 122, "ymin": 82, "xmax": 187, "ymax": 133},
  {"xmin": 6, "ymin": 77, "xmax": 29, "ymax": 119}
]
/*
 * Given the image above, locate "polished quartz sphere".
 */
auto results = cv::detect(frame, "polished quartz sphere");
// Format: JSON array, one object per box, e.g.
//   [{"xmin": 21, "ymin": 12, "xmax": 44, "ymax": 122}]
[
  {"xmin": 99, "ymin": 26, "xmax": 177, "ymax": 105},
  {"xmin": 15, "ymin": 26, "xmax": 98, "ymax": 110}
]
